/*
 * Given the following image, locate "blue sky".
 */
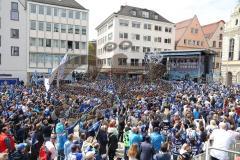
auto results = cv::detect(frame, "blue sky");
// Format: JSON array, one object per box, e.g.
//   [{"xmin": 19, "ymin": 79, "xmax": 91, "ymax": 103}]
[{"xmin": 76, "ymin": 0, "xmax": 237, "ymax": 40}]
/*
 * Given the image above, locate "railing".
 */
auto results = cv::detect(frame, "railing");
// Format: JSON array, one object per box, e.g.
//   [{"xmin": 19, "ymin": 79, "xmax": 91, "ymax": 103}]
[{"xmin": 193, "ymin": 140, "xmax": 240, "ymax": 160}]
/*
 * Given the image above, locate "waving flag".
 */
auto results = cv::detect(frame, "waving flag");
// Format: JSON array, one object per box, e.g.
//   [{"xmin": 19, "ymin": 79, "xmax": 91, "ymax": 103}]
[
  {"xmin": 58, "ymin": 54, "xmax": 68, "ymax": 80},
  {"xmin": 49, "ymin": 54, "xmax": 68, "ymax": 85},
  {"xmin": 88, "ymin": 121, "xmax": 101, "ymax": 132}
]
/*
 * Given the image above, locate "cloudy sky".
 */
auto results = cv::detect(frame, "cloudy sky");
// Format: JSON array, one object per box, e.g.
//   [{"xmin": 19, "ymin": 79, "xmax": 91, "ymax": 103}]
[{"xmin": 76, "ymin": 0, "xmax": 237, "ymax": 40}]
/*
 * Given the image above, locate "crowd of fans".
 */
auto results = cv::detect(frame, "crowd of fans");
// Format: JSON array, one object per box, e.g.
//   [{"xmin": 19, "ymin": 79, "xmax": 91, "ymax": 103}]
[{"xmin": 0, "ymin": 78, "xmax": 240, "ymax": 160}]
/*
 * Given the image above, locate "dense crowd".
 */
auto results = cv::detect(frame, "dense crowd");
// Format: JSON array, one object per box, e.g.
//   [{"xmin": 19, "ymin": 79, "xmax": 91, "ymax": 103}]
[{"xmin": 0, "ymin": 78, "xmax": 240, "ymax": 160}]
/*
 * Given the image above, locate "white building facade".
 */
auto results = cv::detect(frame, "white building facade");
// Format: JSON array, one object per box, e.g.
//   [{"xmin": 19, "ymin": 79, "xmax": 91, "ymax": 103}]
[
  {"xmin": 96, "ymin": 6, "xmax": 175, "ymax": 75},
  {"xmin": 27, "ymin": 0, "xmax": 89, "ymax": 80},
  {"xmin": 0, "ymin": 0, "xmax": 28, "ymax": 83},
  {"xmin": 222, "ymin": 2, "xmax": 240, "ymax": 85}
]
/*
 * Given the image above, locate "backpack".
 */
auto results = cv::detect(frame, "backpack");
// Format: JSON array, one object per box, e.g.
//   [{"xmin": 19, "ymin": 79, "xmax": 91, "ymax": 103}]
[{"xmin": 39, "ymin": 144, "xmax": 51, "ymax": 160}]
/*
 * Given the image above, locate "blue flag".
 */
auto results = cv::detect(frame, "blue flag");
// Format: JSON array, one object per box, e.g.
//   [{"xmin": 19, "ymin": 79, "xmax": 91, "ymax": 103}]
[{"xmin": 88, "ymin": 121, "xmax": 101, "ymax": 132}]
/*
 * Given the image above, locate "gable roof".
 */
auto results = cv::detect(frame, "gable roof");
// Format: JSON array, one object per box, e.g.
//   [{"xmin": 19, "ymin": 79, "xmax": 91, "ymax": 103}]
[
  {"xmin": 28, "ymin": 0, "xmax": 87, "ymax": 10},
  {"xmin": 175, "ymin": 17, "xmax": 194, "ymax": 43},
  {"xmin": 117, "ymin": 5, "xmax": 173, "ymax": 23},
  {"xmin": 202, "ymin": 20, "xmax": 225, "ymax": 39}
]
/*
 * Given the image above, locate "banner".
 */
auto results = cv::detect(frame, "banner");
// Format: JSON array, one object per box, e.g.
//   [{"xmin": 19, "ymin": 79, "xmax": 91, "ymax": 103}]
[
  {"xmin": 57, "ymin": 54, "xmax": 68, "ymax": 80},
  {"xmin": 44, "ymin": 78, "xmax": 50, "ymax": 92}
]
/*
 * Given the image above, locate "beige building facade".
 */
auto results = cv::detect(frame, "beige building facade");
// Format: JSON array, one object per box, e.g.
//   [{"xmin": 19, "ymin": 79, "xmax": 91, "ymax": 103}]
[
  {"xmin": 202, "ymin": 20, "xmax": 225, "ymax": 82},
  {"xmin": 222, "ymin": 2, "xmax": 240, "ymax": 85}
]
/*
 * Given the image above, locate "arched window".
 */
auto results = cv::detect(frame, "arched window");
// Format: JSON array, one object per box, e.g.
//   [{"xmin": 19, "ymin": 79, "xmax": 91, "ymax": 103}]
[{"xmin": 229, "ymin": 38, "xmax": 235, "ymax": 61}]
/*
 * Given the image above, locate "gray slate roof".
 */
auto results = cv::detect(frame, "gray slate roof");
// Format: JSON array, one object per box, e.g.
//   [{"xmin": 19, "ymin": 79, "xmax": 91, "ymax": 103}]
[
  {"xmin": 28, "ymin": 0, "xmax": 87, "ymax": 10},
  {"xmin": 117, "ymin": 5, "xmax": 172, "ymax": 23}
]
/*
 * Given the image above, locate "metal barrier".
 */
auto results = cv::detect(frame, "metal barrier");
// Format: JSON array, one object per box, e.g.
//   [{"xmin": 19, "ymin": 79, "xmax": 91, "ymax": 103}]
[{"xmin": 193, "ymin": 140, "xmax": 240, "ymax": 160}]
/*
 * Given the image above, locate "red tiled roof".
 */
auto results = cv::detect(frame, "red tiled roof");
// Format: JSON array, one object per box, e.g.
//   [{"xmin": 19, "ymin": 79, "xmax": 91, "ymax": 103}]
[
  {"xmin": 202, "ymin": 20, "xmax": 225, "ymax": 39},
  {"xmin": 175, "ymin": 17, "xmax": 194, "ymax": 42}
]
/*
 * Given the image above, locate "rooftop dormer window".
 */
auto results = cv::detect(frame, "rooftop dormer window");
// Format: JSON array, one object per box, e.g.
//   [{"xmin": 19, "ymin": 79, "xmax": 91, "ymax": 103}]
[
  {"xmin": 154, "ymin": 15, "xmax": 158, "ymax": 20},
  {"xmin": 142, "ymin": 11, "xmax": 149, "ymax": 18},
  {"xmin": 131, "ymin": 10, "xmax": 137, "ymax": 16}
]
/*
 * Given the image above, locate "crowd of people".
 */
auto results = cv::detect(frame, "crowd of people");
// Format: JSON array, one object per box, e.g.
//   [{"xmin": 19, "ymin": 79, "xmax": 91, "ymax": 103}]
[{"xmin": 0, "ymin": 77, "xmax": 240, "ymax": 160}]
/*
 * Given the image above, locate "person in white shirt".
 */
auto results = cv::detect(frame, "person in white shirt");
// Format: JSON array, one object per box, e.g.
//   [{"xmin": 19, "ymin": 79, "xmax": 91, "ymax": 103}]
[
  {"xmin": 45, "ymin": 134, "xmax": 57, "ymax": 160},
  {"xmin": 209, "ymin": 122, "xmax": 235, "ymax": 160}
]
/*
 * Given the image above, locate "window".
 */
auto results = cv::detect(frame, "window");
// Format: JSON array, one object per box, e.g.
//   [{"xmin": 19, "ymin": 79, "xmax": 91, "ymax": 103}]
[
  {"xmin": 30, "ymin": 38, "xmax": 36, "ymax": 46},
  {"xmin": 38, "ymin": 38, "xmax": 44, "ymax": 47},
  {"xmin": 53, "ymin": 40, "xmax": 59, "ymax": 48},
  {"xmin": 82, "ymin": 27, "xmax": 86, "ymax": 35},
  {"xmin": 229, "ymin": 38, "xmax": 234, "ymax": 61},
  {"xmin": 61, "ymin": 40, "xmax": 66, "ymax": 48},
  {"xmin": 144, "ymin": 24, "xmax": 151, "ymax": 30},
  {"xmin": 197, "ymin": 41, "xmax": 200, "ymax": 46},
  {"xmin": 54, "ymin": 8, "xmax": 58, "ymax": 16},
  {"xmin": 82, "ymin": 12, "xmax": 87, "ymax": 20},
  {"xmin": 155, "ymin": 25, "xmax": 162, "ymax": 31},
  {"xmin": 75, "ymin": 25, "xmax": 80, "ymax": 34},
  {"xmin": 131, "ymin": 46, "xmax": 140, "ymax": 52},
  {"xmin": 108, "ymin": 33, "xmax": 113, "ymax": 40},
  {"xmin": 219, "ymin": 34, "xmax": 223, "ymax": 40},
  {"xmin": 46, "ymin": 39, "xmax": 51, "ymax": 47},
  {"xmin": 46, "ymin": 22, "xmax": 51, "ymax": 32},
  {"xmin": 142, "ymin": 11, "xmax": 149, "ymax": 18},
  {"xmin": 154, "ymin": 15, "xmax": 158, "ymax": 20},
  {"xmin": 143, "ymin": 36, "xmax": 151, "ymax": 41},
  {"xmin": 132, "ymin": 21, "xmax": 141, "ymax": 28},
  {"xmin": 164, "ymin": 38, "xmax": 171, "ymax": 44},
  {"xmin": 119, "ymin": 19, "xmax": 129, "ymax": 26},
  {"xmin": 212, "ymin": 41, "xmax": 216, "ymax": 48},
  {"xmin": 119, "ymin": 33, "xmax": 128, "ymax": 39},
  {"xmin": 39, "ymin": 5, "xmax": 44, "ymax": 14},
  {"xmin": 54, "ymin": 23, "xmax": 59, "ymax": 32},
  {"xmin": 81, "ymin": 42, "xmax": 86, "ymax": 49},
  {"xmin": 195, "ymin": 29, "xmax": 198, "ymax": 34},
  {"xmin": 131, "ymin": 59, "xmax": 139, "ymax": 66},
  {"xmin": 30, "ymin": 4, "xmax": 36, "ymax": 13},
  {"xmin": 61, "ymin": 9, "xmax": 66, "ymax": 17},
  {"xmin": 75, "ymin": 11, "xmax": 80, "ymax": 19},
  {"xmin": 75, "ymin": 42, "xmax": 79, "ymax": 49},
  {"xmin": 30, "ymin": 20, "xmax": 36, "ymax": 30},
  {"xmin": 165, "ymin": 27, "xmax": 172, "ymax": 33},
  {"xmin": 219, "ymin": 42, "xmax": 222, "ymax": 48},
  {"xmin": 184, "ymin": 39, "xmax": 187, "ymax": 44},
  {"xmin": 11, "ymin": 46, "xmax": 19, "ymax": 56},
  {"xmin": 236, "ymin": 19, "xmax": 238, "ymax": 25},
  {"xmin": 61, "ymin": 24, "xmax": 66, "ymax": 33},
  {"xmin": 11, "ymin": 2, "xmax": 19, "ymax": 21},
  {"xmin": 68, "ymin": 10, "xmax": 73, "ymax": 18},
  {"xmin": 46, "ymin": 7, "xmax": 52, "ymax": 16},
  {"xmin": 118, "ymin": 58, "xmax": 127, "ymax": 66},
  {"xmin": 132, "ymin": 34, "xmax": 140, "ymax": 40},
  {"xmin": 11, "ymin": 29, "xmax": 19, "ymax": 38},
  {"xmin": 68, "ymin": 41, "xmax": 73, "ymax": 49},
  {"xmin": 67, "ymin": 25, "xmax": 73, "ymax": 34},
  {"xmin": 188, "ymin": 40, "xmax": 192, "ymax": 45},
  {"xmin": 38, "ymin": 21, "xmax": 44, "ymax": 31},
  {"xmin": 143, "ymin": 47, "xmax": 150, "ymax": 52},
  {"xmin": 154, "ymin": 37, "xmax": 161, "ymax": 43}
]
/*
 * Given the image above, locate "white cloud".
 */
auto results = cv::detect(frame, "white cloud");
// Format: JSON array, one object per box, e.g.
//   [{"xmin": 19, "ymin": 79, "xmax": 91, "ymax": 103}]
[{"xmin": 76, "ymin": 0, "xmax": 237, "ymax": 40}]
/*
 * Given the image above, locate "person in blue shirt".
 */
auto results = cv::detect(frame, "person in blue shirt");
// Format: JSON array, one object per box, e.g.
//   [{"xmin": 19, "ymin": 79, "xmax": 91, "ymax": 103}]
[
  {"xmin": 64, "ymin": 134, "xmax": 74, "ymax": 160},
  {"xmin": 129, "ymin": 127, "xmax": 143, "ymax": 146},
  {"xmin": 56, "ymin": 118, "xmax": 67, "ymax": 160},
  {"xmin": 193, "ymin": 108, "xmax": 200, "ymax": 120},
  {"xmin": 150, "ymin": 127, "xmax": 165, "ymax": 153}
]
